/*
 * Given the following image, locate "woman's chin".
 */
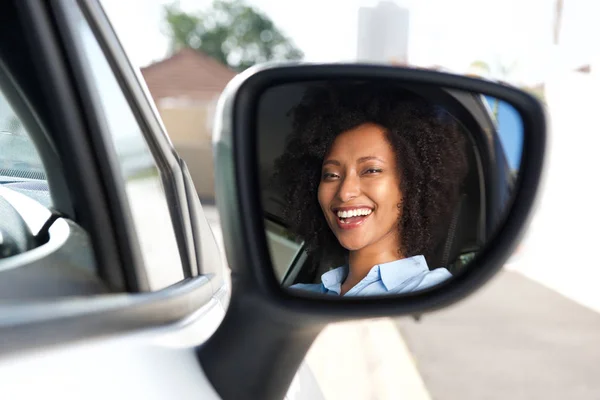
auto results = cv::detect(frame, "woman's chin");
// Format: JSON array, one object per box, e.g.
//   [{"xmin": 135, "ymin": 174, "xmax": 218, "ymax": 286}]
[{"xmin": 338, "ymin": 239, "xmax": 368, "ymax": 252}]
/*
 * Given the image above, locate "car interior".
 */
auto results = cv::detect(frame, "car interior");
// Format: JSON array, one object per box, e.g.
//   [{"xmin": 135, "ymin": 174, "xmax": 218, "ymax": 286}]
[
  {"xmin": 257, "ymin": 82, "xmax": 507, "ymax": 286},
  {"xmin": 0, "ymin": 76, "xmax": 108, "ymax": 299},
  {"xmin": 0, "ymin": 2, "xmax": 118, "ymax": 299}
]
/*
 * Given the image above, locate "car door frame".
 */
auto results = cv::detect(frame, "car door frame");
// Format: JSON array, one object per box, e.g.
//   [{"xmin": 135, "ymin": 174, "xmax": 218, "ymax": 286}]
[{"xmin": 0, "ymin": 0, "xmax": 226, "ymax": 356}]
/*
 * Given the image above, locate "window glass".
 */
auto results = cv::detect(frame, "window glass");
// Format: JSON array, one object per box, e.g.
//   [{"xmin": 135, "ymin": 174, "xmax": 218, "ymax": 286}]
[
  {"xmin": 71, "ymin": 6, "xmax": 184, "ymax": 290},
  {"xmin": 264, "ymin": 219, "xmax": 303, "ymax": 282},
  {"xmin": 0, "ymin": 94, "xmax": 44, "ymax": 179},
  {"xmin": 0, "ymin": 89, "xmax": 51, "ymax": 207},
  {"xmin": 483, "ymin": 95, "xmax": 524, "ymax": 171}
]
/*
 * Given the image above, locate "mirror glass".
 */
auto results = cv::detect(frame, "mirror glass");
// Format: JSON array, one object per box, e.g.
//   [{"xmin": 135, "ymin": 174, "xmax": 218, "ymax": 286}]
[{"xmin": 257, "ymin": 80, "xmax": 523, "ymax": 298}]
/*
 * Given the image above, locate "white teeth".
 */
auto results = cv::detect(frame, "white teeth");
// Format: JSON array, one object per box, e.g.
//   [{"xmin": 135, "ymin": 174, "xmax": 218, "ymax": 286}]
[{"xmin": 337, "ymin": 209, "xmax": 372, "ymax": 218}]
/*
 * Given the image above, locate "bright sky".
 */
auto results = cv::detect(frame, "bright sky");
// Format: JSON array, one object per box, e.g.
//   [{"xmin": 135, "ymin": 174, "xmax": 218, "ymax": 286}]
[{"xmin": 101, "ymin": 0, "xmax": 599, "ymax": 84}]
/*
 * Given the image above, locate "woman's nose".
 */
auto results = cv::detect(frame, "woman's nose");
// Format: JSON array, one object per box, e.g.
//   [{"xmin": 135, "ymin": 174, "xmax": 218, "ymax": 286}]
[{"xmin": 337, "ymin": 173, "xmax": 361, "ymax": 202}]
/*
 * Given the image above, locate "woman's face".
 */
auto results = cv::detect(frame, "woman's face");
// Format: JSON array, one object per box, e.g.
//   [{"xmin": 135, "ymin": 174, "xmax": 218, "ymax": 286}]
[{"xmin": 317, "ymin": 123, "xmax": 403, "ymax": 253}]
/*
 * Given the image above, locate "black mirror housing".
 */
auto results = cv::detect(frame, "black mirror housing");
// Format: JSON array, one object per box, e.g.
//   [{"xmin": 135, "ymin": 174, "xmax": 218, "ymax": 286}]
[{"xmin": 213, "ymin": 63, "xmax": 547, "ymax": 319}]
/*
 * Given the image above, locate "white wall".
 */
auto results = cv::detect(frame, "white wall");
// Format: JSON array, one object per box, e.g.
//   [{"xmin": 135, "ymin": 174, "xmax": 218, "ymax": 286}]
[
  {"xmin": 357, "ymin": 2, "xmax": 409, "ymax": 63},
  {"xmin": 511, "ymin": 64, "xmax": 600, "ymax": 311}
]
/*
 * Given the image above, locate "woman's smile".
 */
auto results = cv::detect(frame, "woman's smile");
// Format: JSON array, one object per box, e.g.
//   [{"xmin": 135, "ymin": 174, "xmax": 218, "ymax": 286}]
[
  {"xmin": 333, "ymin": 206, "xmax": 374, "ymax": 230},
  {"xmin": 318, "ymin": 123, "xmax": 403, "ymax": 252}
]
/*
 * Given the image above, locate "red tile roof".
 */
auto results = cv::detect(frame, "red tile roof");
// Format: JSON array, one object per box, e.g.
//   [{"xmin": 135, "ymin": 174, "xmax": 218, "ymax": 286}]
[
  {"xmin": 575, "ymin": 64, "xmax": 591, "ymax": 73},
  {"xmin": 141, "ymin": 48, "xmax": 236, "ymax": 102}
]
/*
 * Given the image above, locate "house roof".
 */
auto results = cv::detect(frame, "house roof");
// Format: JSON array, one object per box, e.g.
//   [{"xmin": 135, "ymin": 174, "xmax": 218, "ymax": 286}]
[
  {"xmin": 575, "ymin": 64, "xmax": 591, "ymax": 73},
  {"xmin": 141, "ymin": 48, "xmax": 236, "ymax": 102}
]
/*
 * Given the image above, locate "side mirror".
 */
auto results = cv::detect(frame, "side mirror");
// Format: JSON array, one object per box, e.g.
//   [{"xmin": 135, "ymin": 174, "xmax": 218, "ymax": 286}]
[
  {"xmin": 214, "ymin": 64, "xmax": 546, "ymax": 312},
  {"xmin": 200, "ymin": 63, "xmax": 546, "ymax": 399}
]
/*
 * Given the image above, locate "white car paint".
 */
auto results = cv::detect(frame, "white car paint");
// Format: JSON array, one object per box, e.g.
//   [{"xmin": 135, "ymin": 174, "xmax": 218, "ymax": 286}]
[{"xmin": 0, "ymin": 296, "xmax": 226, "ymax": 400}]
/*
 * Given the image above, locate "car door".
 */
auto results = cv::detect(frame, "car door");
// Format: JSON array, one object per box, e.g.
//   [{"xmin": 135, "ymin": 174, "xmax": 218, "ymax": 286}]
[
  {"xmin": 0, "ymin": 0, "xmax": 228, "ymax": 398},
  {"xmin": 0, "ymin": 1, "xmax": 327, "ymax": 399}
]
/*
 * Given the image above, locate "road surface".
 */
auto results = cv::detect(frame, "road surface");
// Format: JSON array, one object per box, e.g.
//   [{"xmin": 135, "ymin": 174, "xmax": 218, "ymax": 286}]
[
  {"xmin": 396, "ymin": 270, "xmax": 600, "ymax": 399},
  {"xmin": 203, "ymin": 203, "xmax": 600, "ymax": 399}
]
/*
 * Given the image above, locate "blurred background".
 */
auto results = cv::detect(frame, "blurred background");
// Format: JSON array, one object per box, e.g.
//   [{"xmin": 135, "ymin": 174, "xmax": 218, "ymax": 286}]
[{"xmin": 101, "ymin": 0, "xmax": 600, "ymax": 398}]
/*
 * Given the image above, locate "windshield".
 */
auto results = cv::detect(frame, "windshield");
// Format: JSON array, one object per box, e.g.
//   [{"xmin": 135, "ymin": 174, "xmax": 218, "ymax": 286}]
[{"xmin": 0, "ymin": 91, "xmax": 45, "ymax": 181}]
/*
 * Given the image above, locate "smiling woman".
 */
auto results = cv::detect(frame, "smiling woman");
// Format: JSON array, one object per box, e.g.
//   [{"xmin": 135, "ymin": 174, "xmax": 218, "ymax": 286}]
[{"xmin": 268, "ymin": 82, "xmax": 469, "ymax": 296}]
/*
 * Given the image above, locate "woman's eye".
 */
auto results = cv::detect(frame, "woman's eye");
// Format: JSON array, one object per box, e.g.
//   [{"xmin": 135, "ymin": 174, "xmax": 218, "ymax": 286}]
[
  {"xmin": 364, "ymin": 168, "xmax": 383, "ymax": 175},
  {"xmin": 322, "ymin": 172, "xmax": 339, "ymax": 180}
]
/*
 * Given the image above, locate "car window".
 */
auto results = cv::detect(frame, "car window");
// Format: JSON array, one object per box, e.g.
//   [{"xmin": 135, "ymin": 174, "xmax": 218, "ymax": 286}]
[
  {"xmin": 0, "ymin": 91, "xmax": 49, "ymax": 205},
  {"xmin": 69, "ymin": 5, "xmax": 185, "ymax": 290},
  {"xmin": 0, "ymin": 52, "xmax": 103, "ymax": 297},
  {"xmin": 264, "ymin": 219, "xmax": 304, "ymax": 282},
  {"xmin": 483, "ymin": 95, "xmax": 524, "ymax": 171}
]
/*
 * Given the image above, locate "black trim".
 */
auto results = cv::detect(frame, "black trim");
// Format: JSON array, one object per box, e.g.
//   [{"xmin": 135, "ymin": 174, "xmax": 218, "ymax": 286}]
[
  {"xmin": 35, "ymin": 212, "xmax": 61, "ymax": 245},
  {"xmin": 200, "ymin": 63, "xmax": 546, "ymax": 399},
  {"xmin": 0, "ymin": 4, "xmax": 74, "ymax": 217},
  {"xmin": 199, "ymin": 299, "xmax": 324, "ymax": 400},
  {"xmin": 50, "ymin": 0, "xmax": 148, "ymax": 291},
  {"xmin": 78, "ymin": 0, "xmax": 198, "ymax": 280},
  {"xmin": 180, "ymin": 161, "xmax": 201, "ymax": 277},
  {"xmin": 15, "ymin": 0, "xmax": 127, "ymax": 291}
]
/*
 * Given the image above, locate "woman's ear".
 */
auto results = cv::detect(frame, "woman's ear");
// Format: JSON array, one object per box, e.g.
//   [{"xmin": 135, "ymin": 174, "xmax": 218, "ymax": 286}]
[{"xmin": 396, "ymin": 199, "xmax": 404, "ymax": 214}]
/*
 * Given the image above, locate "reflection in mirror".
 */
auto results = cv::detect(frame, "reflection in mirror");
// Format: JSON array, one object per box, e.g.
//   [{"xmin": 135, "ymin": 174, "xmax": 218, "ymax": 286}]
[{"xmin": 258, "ymin": 81, "xmax": 523, "ymax": 298}]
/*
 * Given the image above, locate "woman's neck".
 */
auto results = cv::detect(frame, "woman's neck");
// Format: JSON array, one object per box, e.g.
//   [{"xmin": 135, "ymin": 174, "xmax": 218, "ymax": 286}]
[{"xmin": 341, "ymin": 243, "xmax": 404, "ymax": 295}]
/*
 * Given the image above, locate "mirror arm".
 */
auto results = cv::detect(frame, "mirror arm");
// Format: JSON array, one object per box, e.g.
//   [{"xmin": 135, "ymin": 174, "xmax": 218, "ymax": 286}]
[{"xmin": 197, "ymin": 289, "xmax": 325, "ymax": 400}]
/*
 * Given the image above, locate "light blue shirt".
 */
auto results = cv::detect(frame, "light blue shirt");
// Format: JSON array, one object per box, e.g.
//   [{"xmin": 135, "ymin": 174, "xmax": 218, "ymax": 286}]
[{"xmin": 290, "ymin": 255, "xmax": 451, "ymax": 296}]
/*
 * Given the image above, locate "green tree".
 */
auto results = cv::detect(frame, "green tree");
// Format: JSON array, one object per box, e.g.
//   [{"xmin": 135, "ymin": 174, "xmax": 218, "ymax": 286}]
[
  {"xmin": 469, "ymin": 60, "xmax": 491, "ymax": 75},
  {"xmin": 163, "ymin": 0, "xmax": 304, "ymax": 71}
]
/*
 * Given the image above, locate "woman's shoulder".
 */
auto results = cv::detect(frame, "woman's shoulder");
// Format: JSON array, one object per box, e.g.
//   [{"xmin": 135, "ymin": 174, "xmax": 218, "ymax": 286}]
[
  {"xmin": 289, "ymin": 282, "xmax": 327, "ymax": 293},
  {"xmin": 419, "ymin": 267, "xmax": 452, "ymax": 288}
]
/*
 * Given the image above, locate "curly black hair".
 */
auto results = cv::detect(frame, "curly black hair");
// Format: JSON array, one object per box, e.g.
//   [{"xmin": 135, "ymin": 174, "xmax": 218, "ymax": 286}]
[{"xmin": 272, "ymin": 82, "xmax": 468, "ymax": 267}]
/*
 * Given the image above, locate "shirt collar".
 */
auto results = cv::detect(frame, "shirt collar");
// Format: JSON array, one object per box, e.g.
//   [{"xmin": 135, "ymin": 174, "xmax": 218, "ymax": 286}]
[
  {"xmin": 378, "ymin": 255, "xmax": 429, "ymax": 290},
  {"xmin": 320, "ymin": 266, "xmax": 348, "ymax": 295},
  {"xmin": 320, "ymin": 255, "xmax": 430, "ymax": 294}
]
